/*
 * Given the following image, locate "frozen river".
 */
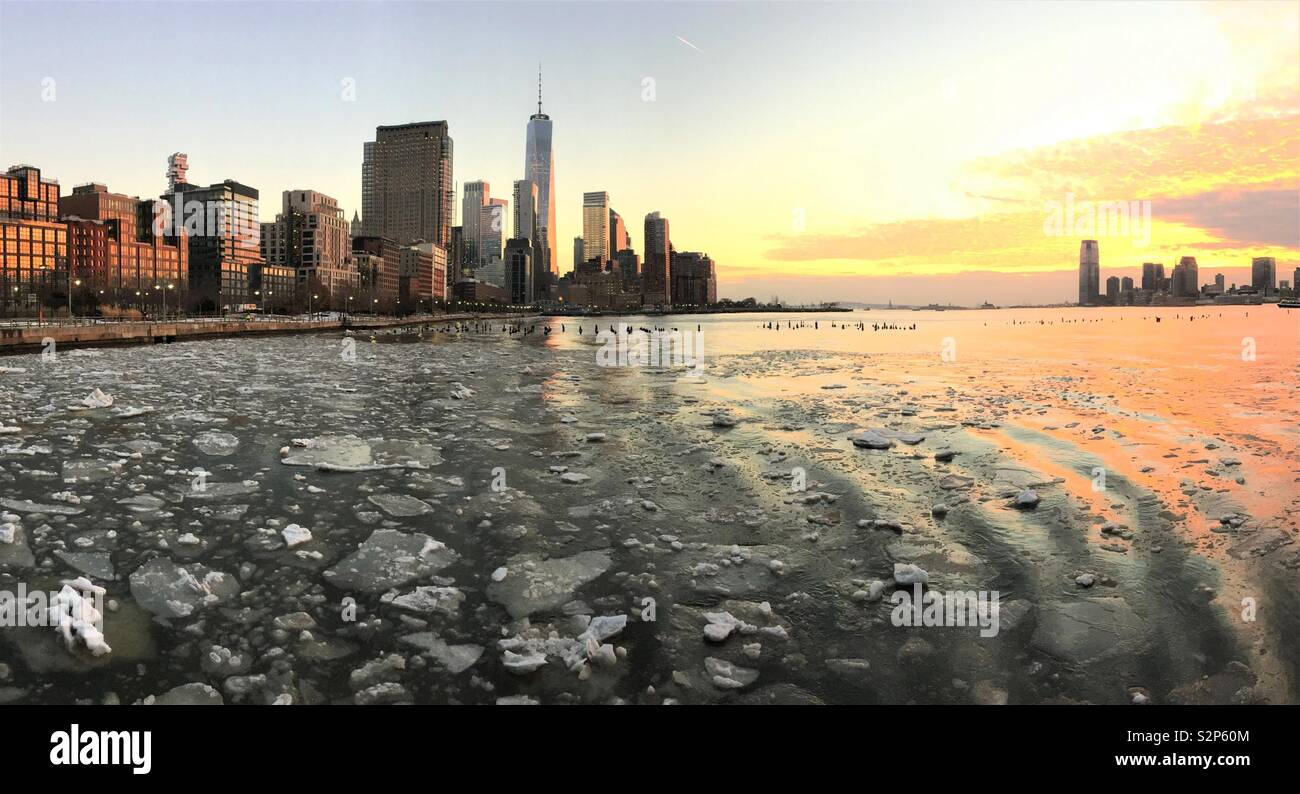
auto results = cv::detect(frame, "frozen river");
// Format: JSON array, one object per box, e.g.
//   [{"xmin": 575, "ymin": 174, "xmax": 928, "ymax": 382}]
[{"xmin": 0, "ymin": 307, "xmax": 1297, "ymax": 704}]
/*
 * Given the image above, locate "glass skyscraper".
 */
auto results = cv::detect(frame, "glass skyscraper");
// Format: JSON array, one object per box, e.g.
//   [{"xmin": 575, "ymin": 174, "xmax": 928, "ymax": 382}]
[{"xmin": 524, "ymin": 71, "xmax": 557, "ymax": 283}]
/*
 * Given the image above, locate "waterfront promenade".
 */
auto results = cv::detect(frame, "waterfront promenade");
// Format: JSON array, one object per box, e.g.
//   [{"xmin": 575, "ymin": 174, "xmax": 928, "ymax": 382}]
[{"xmin": 0, "ymin": 313, "xmax": 536, "ymax": 354}]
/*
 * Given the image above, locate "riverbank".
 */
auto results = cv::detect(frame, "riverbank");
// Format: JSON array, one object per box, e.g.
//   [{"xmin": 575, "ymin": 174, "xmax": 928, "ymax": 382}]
[{"xmin": 0, "ymin": 313, "xmax": 539, "ymax": 355}]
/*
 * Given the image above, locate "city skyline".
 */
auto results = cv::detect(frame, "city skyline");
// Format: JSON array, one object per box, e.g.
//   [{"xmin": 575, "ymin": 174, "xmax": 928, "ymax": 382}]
[{"xmin": 1, "ymin": 0, "xmax": 1296, "ymax": 305}]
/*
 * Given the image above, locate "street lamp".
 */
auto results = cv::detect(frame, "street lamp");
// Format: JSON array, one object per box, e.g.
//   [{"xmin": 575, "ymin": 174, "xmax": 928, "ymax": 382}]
[{"xmin": 69, "ymin": 277, "xmax": 81, "ymax": 321}]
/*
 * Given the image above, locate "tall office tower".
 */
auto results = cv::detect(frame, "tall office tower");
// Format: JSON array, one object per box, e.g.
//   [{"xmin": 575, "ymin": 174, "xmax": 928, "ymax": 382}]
[
  {"xmin": 1177, "ymin": 256, "xmax": 1199, "ymax": 297},
  {"xmin": 1294, "ymin": 267, "xmax": 1299, "ymax": 293},
  {"xmin": 166, "ymin": 153, "xmax": 189, "ymax": 192},
  {"xmin": 1141, "ymin": 262, "xmax": 1165, "ymax": 292},
  {"xmin": 166, "ymin": 179, "xmax": 262, "ymax": 311},
  {"xmin": 609, "ymin": 209, "xmax": 630, "ymax": 260},
  {"xmin": 479, "ymin": 198, "xmax": 508, "ymax": 264},
  {"xmin": 1251, "ymin": 257, "xmax": 1276, "ymax": 295},
  {"xmin": 350, "ymin": 211, "xmax": 362, "ymax": 238},
  {"xmin": 261, "ymin": 190, "xmax": 349, "ymax": 285},
  {"xmin": 513, "ymin": 179, "xmax": 546, "ymax": 298},
  {"xmin": 524, "ymin": 68, "xmax": 557, "ymax": 281},
  {"xmin": 1215, "ymin": 273, "xmax": 1226, "ymax": 292},
  {"xmin": 462, "ymin": 181, "xmax": 489, "ymax": 268},
  {"xmin": 513, "ymin": 180, "xmax": 537, "ymax": 242},
  {"xmin": 505, "ymin": 237, "xmax": 534, "ymax": 305},
  {"xmin": 363, "ymin": 121, "xmax": 454, "ymax": 246},
  {"xmin": 1078, "ymin": 240, "xmax": 1099, "ymax": 305},
  {"xmin": 643, "ymin": 211, "xmax": 671, "ymax": 306},
  {"xmin": 582, "ymin": 192, "xmax": 610, "ymax": 266},
  {"xmin": 360, "ymin": 141, "xmax": 375, "ymax": 235},
  {"xmin": 573, "ymin": 236, "xmax": 584, "ymax": 269},
  {"xmin": 1106, "ymin": 276, "xmax": 1120, "ymax": 304}
]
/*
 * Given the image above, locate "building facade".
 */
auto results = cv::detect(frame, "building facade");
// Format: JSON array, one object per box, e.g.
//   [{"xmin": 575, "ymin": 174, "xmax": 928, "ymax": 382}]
[
  {"xmin": 352, "ymin": 235, "xmax": 402, "ymax": 310},
  {"xmin": 0, "ymin": 165, "xmax": 68, "ymax": 317},
  {"xmin": 643, "ymin": 211, "xmax": 671, "ymax": 306},
  {"xmin": 1251, "ymin": 257, "xmax": 1276, "ymax": 295},
  {"xmin": 261, "ymin": 190, "xmax": 349, "ymax": 291},
  {"xmin": 165, "ymin": 179, "xmax": 261, "ymax": 311},
  {"xmin": 582, "ymin": 192, "xmax": 610, "ymax": 268},
  {"xmin": 524, "ymin": 76, "xmax": 557, "ymax": 282},
  {"xmin": 61, "ymin": 182, "xmax": 188, "ymax": 313},
  {"xmin": 362, "ymin": 121, "xmax": 454, "ymax": 247},
  {"xmin": 670, "ymin": 250, "xmax": 717, "ymax": 307},
  {"xmin": 462, "ymin": 180, "xmax": 488, "ymax": 267},
  {"xmin": 505, "ymin": 237, "xmax": 534, "ymax": 305},
  {"xmin": 1078, "ymin": 239, "xmax": 1099, "ymax": 305},
  {"xmin": 479, "ymin": 198, "xmax": 507, "ymax": 265}
]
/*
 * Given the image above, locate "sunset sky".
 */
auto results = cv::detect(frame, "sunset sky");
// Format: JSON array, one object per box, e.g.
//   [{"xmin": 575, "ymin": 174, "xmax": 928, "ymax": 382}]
[{"xmin": 1, "ymin": 0, "xmax": 1296, "ymax": 304}]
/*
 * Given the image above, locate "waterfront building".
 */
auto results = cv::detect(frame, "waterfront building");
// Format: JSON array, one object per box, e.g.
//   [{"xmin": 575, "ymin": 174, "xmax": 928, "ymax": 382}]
[
  {"xmin": 1251, "ymin": 256, "xmax": 1276, "ymax": 296},
  {"xmin": 643, "ymin": 211, "xmax": 671, "ymax": 306},
  {"xmin": 670, "ymin": 250, "xmax": 717, "ymax": 307},
  {"xmin": 165, "ymin": 179, "xmax": 261, "ymax": 312},
  {"xmin": 61, "ymin": 182, "xmax": 188, "ymax": 313},
  {"xmin": 582, "ymin": 192, "xmax": 610, "ymax": 268},
  {"xmin": 362, "ymin": 121, "xmax": 454, "ymax": 247},
  {"xmin": 1078, "ymin": 240, "xmax": 1099, "ymax": 305},
  {"xmin": 524, "ymin": 69, "xmax": 557, "ymax": 281},
  {"xmin": 505, "ymin": 237, "xmax": 534, "ymax": 305}
]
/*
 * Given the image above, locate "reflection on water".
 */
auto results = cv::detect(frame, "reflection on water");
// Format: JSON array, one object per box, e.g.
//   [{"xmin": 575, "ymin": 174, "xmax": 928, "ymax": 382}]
[{"xmin": 0, "ymin": 306, "xmax": 1294, "ymax": 704}]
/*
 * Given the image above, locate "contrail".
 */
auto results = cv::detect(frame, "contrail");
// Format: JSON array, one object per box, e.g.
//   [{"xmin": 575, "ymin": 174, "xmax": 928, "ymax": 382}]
[{"xmin": 676, "ymin": 35, "xmax": 703, "ymax": 53}]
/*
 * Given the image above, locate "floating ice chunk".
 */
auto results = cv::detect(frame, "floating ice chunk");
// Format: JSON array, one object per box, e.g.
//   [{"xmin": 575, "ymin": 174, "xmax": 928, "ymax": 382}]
[
  {"xmin": 712, "ymin": 412, "xmax": 739, "ymax": 428},
  {"xmin": 491, "ymin": 566, "xmax": 508, "ymax": 582},
  {"xmin": 893, "ymin": 563, "xmax": 929, "ymax": 586},
  {"xmin": 193, "ymin": 431, "xmax": 240, "ymax": 456},
  {"xmin": 0, "ymin": 424, "xmax": 20, "ymax": 435},
  {"xmin": 449, "ymin": 382, "xmax": 475, "ymax": 400},
  {"xmin": 282, "ymin": 524, "xmax": 312, "ymax": 548},
  {"xmin": 129, "ymin": 558, "xmax": 241, "ymax": 618},
  {"xmin": 367, "ymin": 493, "xmax": 433, "ymax": 517},
  {"xmin": 324, "ymin": 529, "xmax": 459, "ymax": 593},
  {"xmin": 388, "ymin": 586, "xmax": 464, "ymax": 616},
  {"xmin": 580, "ymin": 614, "xmax": 628, "ymax": 643},
  {"xmin": 399, "ymin": 633, "xmax": 483, "ymax": 673},
  {"xmin": 0, "ymin": 497, "xmax": 84, "ymax": 516},
  {"xmin": 74, "ymin": 388, "xmax": 114, "ymax": 409},
  {"xmin": 48, "ymin": 578, "xmax": 111, "ymax": 657},
  {"xmin": 559, "ymin": 472, "xmax": 590, "ymax": 484},
  {"xmin": 502, "ymin": 650, "xmax": 548, "ymax": 675},
  {"xmin": 281, "ymin": 435, "xmax": 442, "ymax": 471},
  {"xmin": 486, "ymin": 550, "xmax": 611, "ymax": 619},
  {"xmin": 705, "ymin": 656, "xmax": 758, "ymax": 689},
  {"xmin": 851, "ymin": 430, "xmax": 894, "ymax": 449},
  {"xmin": 1015, "ymin": 490, "xmax": 1041, "ymax": 508},
  {"xmin": 0, "ymin": 522, "xmax": 16, "ymax": 544},
  {"xmin": 702, "ymin": 611, "xmax": 745, "ymax": 642}
]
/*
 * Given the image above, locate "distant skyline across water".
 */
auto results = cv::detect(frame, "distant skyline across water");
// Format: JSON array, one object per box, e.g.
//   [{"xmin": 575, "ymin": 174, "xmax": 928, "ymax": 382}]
[{"xmin": 1, "ymin": 0, "xmax": 1296, "ymax": 304}]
